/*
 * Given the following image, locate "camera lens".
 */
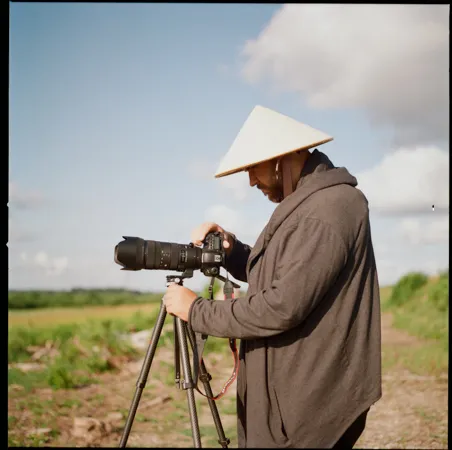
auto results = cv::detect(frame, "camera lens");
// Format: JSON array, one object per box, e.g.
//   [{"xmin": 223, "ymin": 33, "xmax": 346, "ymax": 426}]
[
  {"xmin": 114, "ymin": 236, "xmax": 203, "ymax": 272},
  {"xmin": 114, "ymin": 237, "xmax": 146, "ymax": 270}
]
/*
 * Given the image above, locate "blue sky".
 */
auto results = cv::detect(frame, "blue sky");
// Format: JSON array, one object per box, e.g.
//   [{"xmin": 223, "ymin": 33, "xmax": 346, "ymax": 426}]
[{"xmin": 9, "ymin": 3, "xmax": 449, "ymax": 293}]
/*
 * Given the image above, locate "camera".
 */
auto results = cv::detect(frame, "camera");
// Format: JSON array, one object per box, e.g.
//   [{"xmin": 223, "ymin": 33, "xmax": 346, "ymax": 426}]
[{"xmin": 114, "ymin": 232, "xmax": 225, "ymax": 277}]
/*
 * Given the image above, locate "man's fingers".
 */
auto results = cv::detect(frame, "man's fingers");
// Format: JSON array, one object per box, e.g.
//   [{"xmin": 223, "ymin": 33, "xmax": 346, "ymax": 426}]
[{"xmin": 191, "ymin": 222, "xmax": 225, "ymax": 246}]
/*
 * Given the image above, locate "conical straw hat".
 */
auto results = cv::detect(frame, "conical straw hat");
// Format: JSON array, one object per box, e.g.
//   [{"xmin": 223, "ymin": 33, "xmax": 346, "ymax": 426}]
[{"xmin": 215, "ymin": 105, "xmax": 333, "ymax": 178}]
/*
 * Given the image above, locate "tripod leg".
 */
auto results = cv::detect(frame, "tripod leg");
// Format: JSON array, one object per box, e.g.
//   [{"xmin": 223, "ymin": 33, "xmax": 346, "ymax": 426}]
[
  {"xmin": 175, "ymin": 317, "xmax": 202, "ymax": 448},
  {"xmin": 186, "ymin": 325, "xmax": 230, "ymax": 448},
  {"xmin": 174, "ymin": 315, "xmax": 181, "ymax": 388},
  {"xmin": 119, "ymin": 301, "xmax": 167, "ymax": 448}
]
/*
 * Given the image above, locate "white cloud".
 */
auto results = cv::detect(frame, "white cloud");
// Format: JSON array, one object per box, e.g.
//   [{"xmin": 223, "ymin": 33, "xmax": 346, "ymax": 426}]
[
  {"xmin": 35, "ymin": 251, "xmax": 49, "ymax": 266},
  {"xmin": 9, "ymin": 182, "xmax": 44, "ymax": 209},
  {"xmin": 204, "ymin": 204, "xmax": 242, "ymax": 233},
  {"xmin": 187, "ymin": 160, "xmax": 218, "ymax": 181},
  {"xmin": 18, "ymin": 251, "xmax": 69, "ymax": 277},
  {"xmin": 47, "ymin": 257, "xmax": 69, "ymax": 276},
  {"xmin": 8, "ymin": 217, "xmax": 35, "ymax": 243},
  {"xmin": 239, "ymin": 4, "xmax": 449, "ymax": 146},
  {"xmin": 217, "ymin": 171, "xmax": 250, "ymax": 201},
  {"xmin": 376, "ymin": 255, "xmax": 447, "ymax": 286},
  {"xmin": 8, "ymin": 183, "xmax": 44, "ymax": 243},
  {"xmin": 375, "ymin": 259, "xmax": 405, "ymax": 287},
  {"xmin": 399, "ymin": 216, "xmax": 449, "ymax": 245},
  {"xmin": 356, "ymin": 146, "xmax": 449, "ymax": 215},
  {"xmin": 188, "ymin": 158, "xmax": 251, "ymax": 201},
  {"xmin": 204, "ymin": 204, "xmax": 265, "ymax": 245}
]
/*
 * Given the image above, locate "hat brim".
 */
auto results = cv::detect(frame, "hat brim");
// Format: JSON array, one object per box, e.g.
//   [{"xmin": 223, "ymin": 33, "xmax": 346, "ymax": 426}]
[{"xmin": 214, "ymin": 137, "xmax": 333, "ymax": 178}]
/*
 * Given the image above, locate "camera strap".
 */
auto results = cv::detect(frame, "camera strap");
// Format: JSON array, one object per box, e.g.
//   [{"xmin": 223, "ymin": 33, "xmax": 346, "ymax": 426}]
[{"xmin": 191, "ymin": 277, "xmax": 240, "ymax": 401}]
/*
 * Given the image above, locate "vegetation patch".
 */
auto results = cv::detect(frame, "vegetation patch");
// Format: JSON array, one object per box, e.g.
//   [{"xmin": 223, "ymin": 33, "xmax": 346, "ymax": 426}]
[
  {"xmin": 8, "ymin": 289, "xmax": 164, "ymax": 310},
  {"xmin": 386, "ymin": 272, "xmax": 429, "ymax": 308},
  {"xmin": 8, "ymin": 275, "xmax": 448, "ymax": 447},
  {"xmin": 381, "ymin": 270, "xmax": 448, "ymax": 376}
]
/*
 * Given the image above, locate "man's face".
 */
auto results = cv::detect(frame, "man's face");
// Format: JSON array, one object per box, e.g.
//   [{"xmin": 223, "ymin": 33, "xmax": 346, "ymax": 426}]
[{"xmin": 247, "ymin": 159, "xmax": 283, "ymax": 203}]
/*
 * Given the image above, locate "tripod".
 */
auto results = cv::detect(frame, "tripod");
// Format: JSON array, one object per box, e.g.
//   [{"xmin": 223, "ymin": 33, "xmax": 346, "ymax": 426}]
[{"xmin": 119, "ymin": 272, "xmax": 232, "ymax": 448}]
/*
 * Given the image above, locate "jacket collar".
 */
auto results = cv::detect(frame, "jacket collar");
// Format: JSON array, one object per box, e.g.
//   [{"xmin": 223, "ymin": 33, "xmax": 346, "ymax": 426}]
[{"xmin": 246, "ymin": 150, "xmax": 356, "ymax": 275}]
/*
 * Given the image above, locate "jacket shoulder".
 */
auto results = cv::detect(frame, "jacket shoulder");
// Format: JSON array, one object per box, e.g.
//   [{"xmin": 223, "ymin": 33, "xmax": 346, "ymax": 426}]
[{"xmin": 287, "ymin": 184, "xmax": 370, "ymax": 249}]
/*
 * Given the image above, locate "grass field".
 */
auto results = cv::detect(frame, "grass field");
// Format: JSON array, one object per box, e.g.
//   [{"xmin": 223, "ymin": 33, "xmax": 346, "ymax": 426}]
[
  {"xmin": 8, "ymin": 272, "xmax": 448, "ymax": 447},
  {"xmin": 9, "ymin": 303, "xmax": 160, "ymax": 328},
  {"xmin": 9, "ymin": 273, "xmax": 448, "ymax": 378},
  {"xmin": 379, "ymin": 272, "xmax": 448, "ymax": 377}
]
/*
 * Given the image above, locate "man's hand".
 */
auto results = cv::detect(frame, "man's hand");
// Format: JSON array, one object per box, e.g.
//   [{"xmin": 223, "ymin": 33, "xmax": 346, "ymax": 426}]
[
  {"xmin": 191, "ymin": 222, "xmax": 235, "ymax": 256},
  {"xmin": 163, "ymin": 284, "xmax": 199, "ymax": 322}
]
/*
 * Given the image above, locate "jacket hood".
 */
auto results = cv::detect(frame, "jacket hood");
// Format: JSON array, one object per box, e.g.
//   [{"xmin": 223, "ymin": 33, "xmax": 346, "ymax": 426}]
[{"xmin": 261, "ymin": 149, "xmax": 358, "ymax": 249}]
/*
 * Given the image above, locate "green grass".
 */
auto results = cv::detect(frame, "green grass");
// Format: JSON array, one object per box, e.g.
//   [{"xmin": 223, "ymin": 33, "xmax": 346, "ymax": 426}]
[
  {"xmin": 8, "ymin": 309, "xmax": 162, "ymax": 390},
  {"xmin": 8, "ymin": 289, "xmax": 163, "ymax": 310},
  {"xmin": 8, "ymin": 274, "xmax": 448, "ymax": 448},
  {"xmin": 385, "ymin": 272, "xmax": 448, "ymax": 344},
  {"xmin": 8, "ymin": 368, "xmax": 49, "ymax": 392},
  {"xmin": 9, "ymin": 281, "xmax": 219, "ymax": 311},
  {"xmin": 386, "ymin": 272, "xmax": 429, "ymax": 307},
  {"xmin": 9, "ymin": 303, "xmax": 160, "ymax": 328},
  {"xmin": 8, "ymin": 302, "xmax": 233, "ymax": 392},
  {"xmin": 58, "ymin": 398, "xmax": 83, "ymax": 409},
  {"xmin": 379, "ymin": 285, "xmax": 393, "ymax": 304},
  {"xmin": 8, "ymin": 271, "xmax": 448, "ymax": 394},
  {"xmin": 219, "ymin": 397, "xmax": 237, "ymax": 415},
  {"xmin": 381, "ymin": 270, "xmax": 448, "ymax": 375},
  {"xmin": 382, "ymin": 341, "xmax": 448, "ymax": 376},
  {"xmin": 9, "ymin": 308, "xmax": 161, "ymax": 361},
  {"xmin": 392, "ymin": 298, "xmax": 448, "ymax": 346}
]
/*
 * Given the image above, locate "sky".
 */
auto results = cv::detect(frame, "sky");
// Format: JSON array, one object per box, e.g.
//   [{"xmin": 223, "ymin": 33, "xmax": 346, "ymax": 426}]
[{"xmin": 9, "ymin": 3, "xmax": 449, "ymax": 294}]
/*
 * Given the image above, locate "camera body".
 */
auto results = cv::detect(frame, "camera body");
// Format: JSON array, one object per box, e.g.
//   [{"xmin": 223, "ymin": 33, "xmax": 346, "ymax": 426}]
[
  {"xmin": 114, "ymin": 232, "xmax": 225, "ymax": 276},
  {"xmin": 200, "ymin": 232, "xmax": 224, "ymax": 277}
]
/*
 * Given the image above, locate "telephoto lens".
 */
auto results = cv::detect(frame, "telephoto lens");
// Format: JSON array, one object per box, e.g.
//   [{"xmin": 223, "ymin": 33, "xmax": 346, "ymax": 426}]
[{"xmin": 115, "ymin": 236, "xmax": 203, "ymax": 272}]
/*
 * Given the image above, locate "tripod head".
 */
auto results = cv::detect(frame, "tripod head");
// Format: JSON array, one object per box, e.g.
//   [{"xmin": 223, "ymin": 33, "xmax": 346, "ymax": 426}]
[
  {"xmin": 166, "ymin": 269, "xmax": 240, "ymax": 292},
  {"xmin": 166, "ymin": 269, "xmax": 195, "ymax": 286}
]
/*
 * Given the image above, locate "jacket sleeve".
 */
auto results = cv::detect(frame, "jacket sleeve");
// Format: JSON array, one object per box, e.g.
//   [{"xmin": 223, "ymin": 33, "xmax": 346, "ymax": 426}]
[
  {"xmin": 188, "ymin": 218, "xmax": 348, "ymax": 339},
  {"xmin": 223, "ymin": 235, "xmax": 252, "ymax": 283}
]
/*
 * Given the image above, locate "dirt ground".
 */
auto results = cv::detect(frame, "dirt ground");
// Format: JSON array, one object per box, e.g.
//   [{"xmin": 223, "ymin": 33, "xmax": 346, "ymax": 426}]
[
  {"xmin": 354, "ymin": 314, "xmax": 448, "ymax": 449},
  {"xmin": 8, "ymin": 313, "xmax": 448, "ymax": 448}
]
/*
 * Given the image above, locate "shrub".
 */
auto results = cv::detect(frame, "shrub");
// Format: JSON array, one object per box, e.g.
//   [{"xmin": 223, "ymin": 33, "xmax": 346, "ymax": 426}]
[
  {"xmin": 428, "ymin": 276, "xmax": 449, "ymax": 312},
  {"xmin": 388, "ymin": 272, "xmax": 429, "ymax": 307},
  {"xmin": 439, "ymin": 269, "xmax": 449, "ymax": 282}
]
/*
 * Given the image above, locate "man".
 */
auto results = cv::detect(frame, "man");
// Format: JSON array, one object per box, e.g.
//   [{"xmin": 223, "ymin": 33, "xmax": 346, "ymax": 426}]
[{"xmin": 163, "ymin": 105, "xmax": 382, "ymax": 448}]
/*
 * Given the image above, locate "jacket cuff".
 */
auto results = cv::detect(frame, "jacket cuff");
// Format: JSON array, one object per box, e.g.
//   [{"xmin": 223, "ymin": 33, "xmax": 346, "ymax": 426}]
[
  {"xmin": 188, "ymin": 296, "xmax": 204, "ymax": 332},
  {"xmin": 225, "ymin": 236, "xmax": 248, "ymax": 267}
]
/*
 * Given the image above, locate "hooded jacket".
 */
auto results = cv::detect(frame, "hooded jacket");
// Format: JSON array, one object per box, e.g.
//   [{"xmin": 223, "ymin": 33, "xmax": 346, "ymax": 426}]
[{"xmin": 188, "ymin": 149, "xmax": 382, "ymax": 448}]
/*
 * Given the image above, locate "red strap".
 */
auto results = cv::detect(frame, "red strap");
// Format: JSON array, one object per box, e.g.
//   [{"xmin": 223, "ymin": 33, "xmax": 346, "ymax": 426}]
[
  {"xmin": 194, "ymin": 279, "xmax": 239, "ymax": 400},
  {"xmin": 195, "ymin": 338, "xmax": 239, "ymax": 400}
]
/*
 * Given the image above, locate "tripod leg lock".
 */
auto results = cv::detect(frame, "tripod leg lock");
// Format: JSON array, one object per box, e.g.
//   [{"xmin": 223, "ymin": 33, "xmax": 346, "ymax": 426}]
[
  {"xmin": 218, "ymin": 437, "xmax": 231, "ymax": 448},
  {"xmin": 199, "ymin": 372, "xmax": 212, "ymax": 383},
  {"xmin": 182, "ymin": 380, "xmax": 195, "ymax": 390}
]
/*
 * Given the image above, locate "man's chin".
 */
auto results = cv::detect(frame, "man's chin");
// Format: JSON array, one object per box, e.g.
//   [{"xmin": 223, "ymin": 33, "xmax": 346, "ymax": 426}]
[
  {"xmin": 265, "ymin": 192, "xmax": 282, "ymax": 203},
  {"xmin": 259, "ymin": 188, "xmax": 282, "ymax": 203}
]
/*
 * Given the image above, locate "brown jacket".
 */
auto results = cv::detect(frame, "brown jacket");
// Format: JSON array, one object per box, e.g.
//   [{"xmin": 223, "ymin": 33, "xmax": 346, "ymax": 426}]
[{"xmin": 189, "ymin": 150, "xmax": 382, "ymax": 448}]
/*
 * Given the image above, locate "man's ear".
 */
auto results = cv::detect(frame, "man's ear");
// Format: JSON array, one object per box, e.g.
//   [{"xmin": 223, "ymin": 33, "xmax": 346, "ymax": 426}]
[{"xmin": 281, "ymin": 158, "xmax": 294, "ymax": 199}]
